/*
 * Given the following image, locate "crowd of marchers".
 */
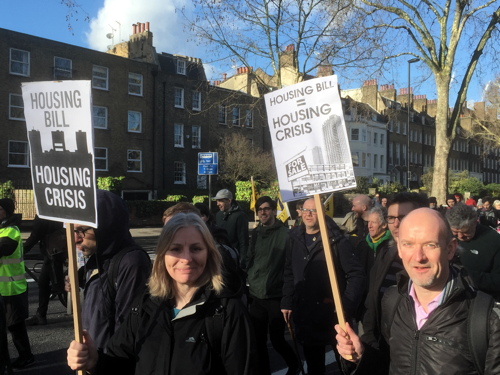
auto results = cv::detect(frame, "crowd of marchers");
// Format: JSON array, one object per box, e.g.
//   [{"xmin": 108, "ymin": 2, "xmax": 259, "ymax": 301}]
[{"xmin": 2, "ymin": 186, "xmax": 500, "ymax": 374}]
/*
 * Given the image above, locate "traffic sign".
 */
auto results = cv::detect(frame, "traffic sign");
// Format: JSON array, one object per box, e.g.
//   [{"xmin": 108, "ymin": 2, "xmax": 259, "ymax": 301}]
[{"xmin": 198, "ymin": 152, "xmax": 218, "ymax": 175}]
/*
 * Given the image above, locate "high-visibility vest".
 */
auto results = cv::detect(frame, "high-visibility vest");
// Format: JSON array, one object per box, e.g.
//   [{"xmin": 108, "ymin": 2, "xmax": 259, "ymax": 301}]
[{"xmin": 0, "ymin": 225, "xmax": 27, "ymax": 296}]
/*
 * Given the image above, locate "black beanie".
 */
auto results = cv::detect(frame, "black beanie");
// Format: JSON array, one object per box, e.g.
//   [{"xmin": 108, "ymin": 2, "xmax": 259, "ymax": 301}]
[{"xmin": 0, "ymin": 198, "xmax": 15, "ymax": 217}]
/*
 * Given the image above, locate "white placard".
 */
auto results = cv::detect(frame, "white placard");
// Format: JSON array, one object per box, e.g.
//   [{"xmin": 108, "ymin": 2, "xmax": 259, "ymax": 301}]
[
  {"xmin": 22, "ymin": 81, "xmax": 97, "ymax": 226},
  {"xmin": 264, "ymin": 75, "xmax": 356, "ymax": 202}
]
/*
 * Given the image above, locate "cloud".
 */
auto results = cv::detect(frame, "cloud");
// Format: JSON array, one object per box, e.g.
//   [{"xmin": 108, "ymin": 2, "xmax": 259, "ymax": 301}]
[{"xmin": 86, "ymin": 0, "xmax": 197, "ymax": 57}]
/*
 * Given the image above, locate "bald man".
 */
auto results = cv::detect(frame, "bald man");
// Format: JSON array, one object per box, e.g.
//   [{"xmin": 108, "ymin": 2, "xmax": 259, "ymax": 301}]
[
  {"xmin": 335, "ymin": 208, "xmax": 500, "ymax": 374},
  {"xmin": 351, "ymin": 195, "xmax": 373, "ymax": 238}
]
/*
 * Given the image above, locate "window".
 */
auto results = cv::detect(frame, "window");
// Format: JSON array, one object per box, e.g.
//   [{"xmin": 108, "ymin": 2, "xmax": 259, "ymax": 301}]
[
  {"xmin": 192, "ymin": 91, "xmax": 201, "ymax": 111},
  {"xmin": 361, "ymin": 153, "xmax": 367, "ymax": 168},
  {"xmin": 380, "ymin": 134, "xmax": 384, "ymax": 146},
  {"xmin": 367, "ymin": 131, "xmax": 372, "ymax": 145},
  {"xmin": 128, "ymin": 111, "xmax": 142, "ymax": 133},
  {"xmin": 218, "ymin": 105, "xmax": 227, "ymax": 124},
  {"xmin": 54, "ymin": 57, "xmax": 72, "ymax": 79},
  {"xmin": 403, "ymin": 122, "xmax": 407, "ymax": 135},
  {"xmin": 174, "ymin": 87, "xmax": 184, "ymax": 108},
  {"xmin": 396, "ymin": 121, "xmax": 400, "ymax": 134},
  {"xmin": 10, "ymin": 48, "xmax": 29, "ymax": 76},
  {"xmin": 176, "ymin": 60, "xmax": 186, "ymax": 75},
  {"xmin": 127, "ymin": 150, "xmax": 142, "ymax": 172},
  {"xmin": 8, "ymin": 141, "xmax": 29, "ymax": 167},
  {"xmin": 174, "ymin": 161, "xmax": 186, "ymax": 184},
  {"xmin": 352, "ymin": 152, "xmax": 359, "ymax": 167},
  {"xmin": 232, "ymin": 107, "xmax": 240, "ymax": 126},
  {"xmin": 361, "ymin": 129, "xmax": 367, "ymax": 142},
  {"xmin": 380, "ymin": 155, "xmax": 384, "ymax": 169},
  {"xmin": 174, "ymin": 124, "xmax": 184, "ymax": 147},
  {"xmin": 9, "ymin": 94, "xmax": 24, "ymax": 120},
  {"xmin": 388, "ymin": 142, "xmax": 393, "ymax": 164},
  {"xmin": 128, "ymin": 73, "xmax": 143, "ymax": 96},
  {"xmin": 388, "ymin": 120, "xmax": 393, "ymax": 132},
  {"xmin": 245, "ymin": 109, "xmax": 253, "ymax": 128},
  {"xmin": 94, "ymin": 147, "xmax": 108, "ymax": 171},
  {"xmin": 374, "ymin": 154, "xmax": 378, "ymax": 169},
  {"xmin": 92, "ymin": 65, "xmax": 108, "ymax": 90},
  {"xmin": 92, "ymin": 106, "xmax": 108, "ymax": 129},
  {"xmin": 374, "ymin": 132, "xmax": 378, "ymax": 145},
  {"xmin": 351, "ymin": 128, "xmax": 359, "ymax": 141},
  {"xmin": 192, "ymin": 126, "xmax": 201, "ymax": 149}
]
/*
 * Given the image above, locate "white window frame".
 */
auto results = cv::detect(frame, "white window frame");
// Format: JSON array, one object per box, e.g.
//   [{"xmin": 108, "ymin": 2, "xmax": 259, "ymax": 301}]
[
  {"xmin": 8, "ymin": 141, "xmax": 29, "ymax": 167},
  {"xmin": 54, "ymin": 56, "xmax": 72, "ymax": 79},
  {"xmin": 245, "ymin": 109, "xmax": 253, "ymax": 128},
  {"xmin": 128, "ymin": 73, "xmax": 143, "ymax": 96},
  {"xmin": 10, "ymin": 48, "xmax": 30, "ymax": 76},
  {"xmin": 174, "ymin": 161, "xmax": 186, "ymax": 184},
  {"xmin": 94, "ymin": 147, "xmax": 108, "ymax": 171},
  {"xmin": 174, "ymin": 87, "xmax": 184, "ymax": 108},
  {"xmin": 92, "ymin": 65, "xmax": 109, "ymax": 90},
  {"xmin": 9, "ymin": 94, "xmax": 25, "ymax": 121},
  {"xmin": 92, "ymin": 106, "xmax": 108, "ymax": 129},
  {"xmin": 352, "ymin": 152, "xmax": 359, "ymax": 167},
  {"xmin": 218, "ymin": 105, "xmax": 227, "ymax": 124},
  {"xmin": 174, "ymin": 124, "xmax": 184, "ymax": 148},
  {"xmin": 192, "ymin": 125, "xmax": 201, "ymax": 149},
  {"xmin": 128, "ymin": 111, "xmax": 142, "ymax": 133},
  {"xmin": 176, "ymin": 60, "xmax": 186, "ymax": 75},
  {"xmin": 127, "ymin": 149, "xmax": 142, "ymax": 172},
  {"xmin": 351, "ymin": 128, "xmax": 359, "ymax": 141},
  {"xmin": 192, "ymin": 91, "xmax": 201, "ymax": 111}
]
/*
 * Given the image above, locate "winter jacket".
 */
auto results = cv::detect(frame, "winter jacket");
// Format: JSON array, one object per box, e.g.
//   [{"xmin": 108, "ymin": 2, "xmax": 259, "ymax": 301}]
[
  {"xmin": 479, "ymin": 208, "xmax": 497, "ymax": 229},
  {"xmin": 247, "ymin": 219, "xmax": 288, "ymax": 299},
  {"xmin": 95, "ymin": 285, "xmax": 257, "ymax": 375},
  {"xmin": 215, "ymin": 203, "xmax": 249, "ymax": 268},
  {"xmin": 350, "ymin": 265, "xmax": 500, "ymax": 375},
  {"xmin": 281, "ymin": 216, "xmax": 366, "ymax": 345},
  {"xmin": 456, "ymin": 224, "xmax": 500, "ymax": 299},
  {"xmin": 80, "ymin": 190, "xmax": 151, "ymax": 351}
]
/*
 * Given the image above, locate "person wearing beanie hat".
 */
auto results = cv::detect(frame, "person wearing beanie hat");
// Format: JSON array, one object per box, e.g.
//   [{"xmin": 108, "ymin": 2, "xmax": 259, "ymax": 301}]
[
  {"xmin": 428, "ymin": 196, "xmax": 438, "ymax": 210},
  {"xmin": 0, "ymin": 198, "xmax": 35, "ymax": 368}
]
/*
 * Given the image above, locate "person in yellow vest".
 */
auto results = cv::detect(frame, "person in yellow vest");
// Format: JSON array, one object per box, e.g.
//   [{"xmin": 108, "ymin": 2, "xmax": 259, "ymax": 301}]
[{"xmin": 0, "ymin": 198, "xmax": 34, "ymax": 369}]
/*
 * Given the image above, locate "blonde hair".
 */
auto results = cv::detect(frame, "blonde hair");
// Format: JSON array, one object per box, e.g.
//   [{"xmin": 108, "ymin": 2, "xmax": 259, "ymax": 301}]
[{"xmin": 148, "ymin": 212, "xmax": 223, "ymax": 298}]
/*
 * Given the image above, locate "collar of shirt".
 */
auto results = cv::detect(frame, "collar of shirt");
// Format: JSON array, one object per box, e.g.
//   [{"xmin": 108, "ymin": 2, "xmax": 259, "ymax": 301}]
[{"xmin": 409, "ymin": 283, "xmax": 444, "ymax": 330}]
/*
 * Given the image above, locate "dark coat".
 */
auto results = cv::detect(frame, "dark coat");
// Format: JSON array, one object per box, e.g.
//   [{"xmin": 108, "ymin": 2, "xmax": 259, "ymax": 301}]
[
  {"xmin": 351, "ymin": 265, "xmax": 500, "ymax": 375},
  {"xmin": 281, "ymin": 216, "xmax": 366, "ymax": 345},
  {"xmin": 80, "ymin": 190, "xmax": 151, "ymax": 351},
  {"xmin": 95, "ymin": 285, "xmax": 257, "ymax": 375},
  {"xmin": 215, "ymin": 203, "xmax": 249, "ymax": 268}
]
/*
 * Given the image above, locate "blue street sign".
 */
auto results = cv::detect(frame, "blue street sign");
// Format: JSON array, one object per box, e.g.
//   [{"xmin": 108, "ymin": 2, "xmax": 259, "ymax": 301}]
[{"xmin": 198, "ymin": 152, "xmax": 219, "ymax": 175}]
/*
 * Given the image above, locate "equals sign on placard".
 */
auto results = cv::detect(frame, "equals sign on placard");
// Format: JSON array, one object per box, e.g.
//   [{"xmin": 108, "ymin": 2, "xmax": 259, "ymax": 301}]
[{"xmin": 296, "ymin": 99, "xmax": 306, "ymax": 106}]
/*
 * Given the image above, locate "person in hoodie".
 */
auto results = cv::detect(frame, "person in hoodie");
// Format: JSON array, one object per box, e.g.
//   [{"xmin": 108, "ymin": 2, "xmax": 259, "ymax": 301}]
[
  {"xmin": 0, "ymin": 198, "xmax": 34, "ymax": 369},
  {"xmin": 246, "ymin": 196, "xmax": 299, "ymax": 375},
  {"xmin": 213, "ymin": 189, "xmax": 249, "ymax": 268},
  {"xmin": 70, "ymin": 189, "xmax": 151, "ymax": 352},
  {"xmin": 67, "ymin": 213, "xmax": 256, "ymax": 375}
]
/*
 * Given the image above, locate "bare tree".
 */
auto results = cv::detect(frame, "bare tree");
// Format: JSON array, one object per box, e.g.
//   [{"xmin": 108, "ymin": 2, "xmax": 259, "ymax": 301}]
[
  {"xmin": 355, "ymin": 0, "xmax": 500, "ymax": 204},
  {"xmin": 183, "ymin": 0, "xmax": 368, "ymax": 88},
  {"xmin": 216, "ymin": 133, "xmax": 277, "ymax": 186},
  {"xmin": 469, "ymin": 75, "xmax": 500, "ymax": 146}
]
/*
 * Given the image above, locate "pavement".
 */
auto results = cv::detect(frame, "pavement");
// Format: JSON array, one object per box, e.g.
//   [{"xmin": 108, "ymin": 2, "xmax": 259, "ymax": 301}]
[{"xmin": 14, "ymin": 226, "xmax": 340, "ymax": 375}]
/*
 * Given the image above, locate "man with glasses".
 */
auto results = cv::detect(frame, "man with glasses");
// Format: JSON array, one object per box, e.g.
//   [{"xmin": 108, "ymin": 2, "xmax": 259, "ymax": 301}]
[
  {"xmin": 246, "ymin": 196, "xmax": 299, "ymax": 375},
  {"xmin": 69, "ymin": 190, "xmax": 151, "ymax": 353},
  {"xmin": 361, "ymin": 192, "xmax": 428, "ymax": 351},
  {"xmin": 446, "ymin": 203, "xmax": 500, "ymax": 300},
  {"xmin": 281, "ymin": 198, "xmax": 365, "ymax": 374}
]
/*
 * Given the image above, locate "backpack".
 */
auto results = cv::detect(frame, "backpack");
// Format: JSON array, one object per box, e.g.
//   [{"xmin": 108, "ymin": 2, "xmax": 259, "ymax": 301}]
[{"xmin": 385, "ymin": 289, "xmax": 494, "ymax": 375}]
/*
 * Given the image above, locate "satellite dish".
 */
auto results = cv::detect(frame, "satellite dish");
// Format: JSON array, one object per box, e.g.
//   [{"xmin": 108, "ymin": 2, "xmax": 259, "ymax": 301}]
[{"xmin": 106, "ymin": 33, "xmax": 114, "ymax": 39}]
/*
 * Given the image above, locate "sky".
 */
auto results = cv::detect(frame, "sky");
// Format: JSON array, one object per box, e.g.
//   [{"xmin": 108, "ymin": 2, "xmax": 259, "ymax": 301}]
[{"xmin": 0, "ymin": 0, "xmax": 494, "ymax": 104}]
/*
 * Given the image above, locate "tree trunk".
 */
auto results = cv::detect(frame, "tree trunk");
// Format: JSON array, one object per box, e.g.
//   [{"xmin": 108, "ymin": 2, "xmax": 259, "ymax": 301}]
[{"xmin": 431, "ymin": 76, "xmax": 453, "ymax": 205}]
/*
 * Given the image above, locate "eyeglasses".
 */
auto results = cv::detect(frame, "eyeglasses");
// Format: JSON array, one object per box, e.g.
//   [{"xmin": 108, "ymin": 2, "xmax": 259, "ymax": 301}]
[
  {"xmin": 74, "ymin": 227, "xmax": 93, "ymax": 238},
  {"xmin": 386, "ymin": 215, "xmax": 406, "ymax": 224},
  {"xmin": 257, "ymin": 207, "xmax": 272, "ymax": 212},
  {"xmin": 300, "ymin": 208, "xmax": 317, "ymax": 215}
]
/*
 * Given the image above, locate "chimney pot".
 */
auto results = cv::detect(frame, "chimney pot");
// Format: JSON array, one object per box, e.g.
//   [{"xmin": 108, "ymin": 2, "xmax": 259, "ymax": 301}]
[
  {"xmin": 223, "ymin": 73, "xmax": 227, "ymax": 80},
  {"xmin": 146, "ymin": 22, "xmax": 150, "ymax": 31},
  {"xmin": 132, "ymin": 24, "xmax": 137, "ymax": 34}
]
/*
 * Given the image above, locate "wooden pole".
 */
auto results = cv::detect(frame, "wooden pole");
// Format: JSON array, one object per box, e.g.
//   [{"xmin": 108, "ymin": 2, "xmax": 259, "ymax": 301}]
[
  {"xmin": 313, "ymin": 195, "xmax": 348, "ymax": 331},
  {"xmin": 65, "ymin": 223, "xmax": 84, "ymax": 375}
]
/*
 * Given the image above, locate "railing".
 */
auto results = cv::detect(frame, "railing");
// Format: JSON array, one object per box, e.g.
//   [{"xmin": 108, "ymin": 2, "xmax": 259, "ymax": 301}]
[{"xmin": 0, "ymin": 180, "xmax": 36, "ymax": 220}]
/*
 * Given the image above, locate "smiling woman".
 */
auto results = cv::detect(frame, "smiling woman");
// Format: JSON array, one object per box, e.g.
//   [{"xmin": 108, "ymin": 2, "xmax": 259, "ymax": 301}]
[{"xmin": 68, "ymin": 212, "xmax": 257, "ymax": 375}]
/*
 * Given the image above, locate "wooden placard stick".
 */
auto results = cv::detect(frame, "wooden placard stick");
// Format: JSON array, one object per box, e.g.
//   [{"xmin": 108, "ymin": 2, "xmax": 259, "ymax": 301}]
[
  {"xmin": 65, "ymin": 223, "xmax": 84, "ymax": 375},
  {"xmin": 313, "ymin": 194, "xmax": 351, "ymax": 358}
]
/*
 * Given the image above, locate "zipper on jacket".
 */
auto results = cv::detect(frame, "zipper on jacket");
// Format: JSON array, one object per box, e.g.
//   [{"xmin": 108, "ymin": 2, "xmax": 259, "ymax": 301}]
[{"xmin": 411, "ymin": 329, "xmax": 420, "ymax": 375}]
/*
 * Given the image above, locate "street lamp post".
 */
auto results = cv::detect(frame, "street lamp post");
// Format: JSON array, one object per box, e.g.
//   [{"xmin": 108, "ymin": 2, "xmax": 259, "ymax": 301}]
[{"xmin": 407, "ymin": 57, "xmax": 419, "ymax": 190}]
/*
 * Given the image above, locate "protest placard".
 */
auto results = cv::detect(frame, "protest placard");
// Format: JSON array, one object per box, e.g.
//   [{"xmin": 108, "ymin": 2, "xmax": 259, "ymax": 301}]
[{"xmin": 264, "ymin": 75, "xmax": 356, "ymax": 202}]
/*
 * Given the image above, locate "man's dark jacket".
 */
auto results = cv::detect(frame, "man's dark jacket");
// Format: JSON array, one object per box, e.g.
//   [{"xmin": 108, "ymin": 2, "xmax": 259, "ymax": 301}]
[
  {"xmin": 348, "ymin": 265, "xmax": 500, "ymax": 374},
  {"xmin": 215, "ymin": 202, "xmax": 249, "ymax": 267},
  {"xmin": 281, "ymin": 216, "xmax": 366, "ymax": 345},
  {"xmin": 81, "ymin": 190, "xmax": 151, "ymax": 351}
]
